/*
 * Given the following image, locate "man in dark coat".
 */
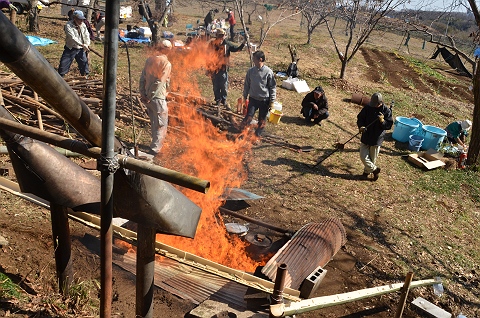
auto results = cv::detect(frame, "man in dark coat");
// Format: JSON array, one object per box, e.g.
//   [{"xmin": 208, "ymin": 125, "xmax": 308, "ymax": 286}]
[
  {"xmin": 356, "ymin": 92, "xmax": 393, "ymax": 181},
  {"xmin": 300, "ymin": 86, "xmax": 329, "ymax": 126},
  {"xmin": 204, "ymin": 8, "xmax": 219, "ymax": 28}
]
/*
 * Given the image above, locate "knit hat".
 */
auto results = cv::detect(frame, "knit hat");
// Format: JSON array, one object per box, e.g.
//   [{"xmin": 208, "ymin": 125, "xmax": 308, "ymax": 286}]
[
  {"xmin": 216, "ymin": 28, "xmax": 226, "ymax": 36},
  {"xmin": 73, "ymin": 10, "xmax": 86, "ymax": 20},
  {"xmin": 314, "ymin": 86, "xmax": 324, "ymax": 94},
  {"xmin": 369, "ymin": 92, "xmax": 383, "ymax": 107},
  {"xmin": 161, "ymin": 40, "xmax": 172, "ymax": 49},
  {"xmin": 461, "ymin": 119, "xmax": 472, "ymax": 130}
]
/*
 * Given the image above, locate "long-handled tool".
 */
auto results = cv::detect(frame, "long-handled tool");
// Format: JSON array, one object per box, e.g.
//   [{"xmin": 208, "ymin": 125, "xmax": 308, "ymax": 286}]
[
  {"xmin": 262, "ymin": 134, "xmax": 314, "ymax": 153},
  {"xmin": 89, "ymin": 47, "xmax": 103, "ymax": 58},
  {"xmin": 311, "ymin": 101, "xmax": 394, "ymax": 169}
]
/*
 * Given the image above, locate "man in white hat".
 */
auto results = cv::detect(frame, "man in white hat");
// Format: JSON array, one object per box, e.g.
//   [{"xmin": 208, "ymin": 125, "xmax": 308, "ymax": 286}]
[
  {"xmin": 58, "ymin": 10, "xmax": 91, "ymax": 78},
  {"xmin": 445, "ymin": 119, "xmax": 472, "ymax": 149},
  {"xmin": 207, "ymin": 27, "xmax": 245, "ymax": 110},
  {"xmin": 139, "ymin": 40, "xmax": 172, "ymax": 155}
]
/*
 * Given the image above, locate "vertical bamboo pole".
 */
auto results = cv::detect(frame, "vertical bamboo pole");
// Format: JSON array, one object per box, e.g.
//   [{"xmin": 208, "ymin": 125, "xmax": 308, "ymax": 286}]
[{"xmin": 394, "ymin": 272, "xmax": 414, "ymax": 318}]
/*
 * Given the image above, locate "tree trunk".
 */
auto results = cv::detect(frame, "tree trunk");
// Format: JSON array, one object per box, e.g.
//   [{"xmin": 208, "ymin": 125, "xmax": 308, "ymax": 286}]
[
  {"xmin": 340, "ymin": 59, "xmax": 347, "ymax": 79},
  {"xmin": 307, "ymin": 29, "xmax": 311, "ymax": 44},
  {"xmin": 467, "ymin": 59, "xmax": 480, "ymax": 166},
  {"xmin": 28, "ymin": 3, "xmax": 39, "ymax": 32}
]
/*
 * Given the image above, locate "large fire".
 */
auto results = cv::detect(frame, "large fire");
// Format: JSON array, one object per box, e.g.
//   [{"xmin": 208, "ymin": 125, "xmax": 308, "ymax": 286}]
[{"xmin": 144, "ymin": 40, "xmax": 263, "ymax": 272}]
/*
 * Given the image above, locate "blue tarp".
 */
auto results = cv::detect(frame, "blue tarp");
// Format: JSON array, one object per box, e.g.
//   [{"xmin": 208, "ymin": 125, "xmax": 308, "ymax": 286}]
[
  {"xmin": 26, "ymin": 35, "xmax": 56, "ymax": 46},
  {"xmin": 119, "ymin": 36, "xmax": 151, "ymax": 43}
]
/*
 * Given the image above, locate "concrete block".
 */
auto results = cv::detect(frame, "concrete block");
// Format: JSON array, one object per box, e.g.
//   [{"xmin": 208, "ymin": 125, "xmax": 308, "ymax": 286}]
[{"xmin": 299, "ymin": 266, "xmax": 327, "ymax": 298}]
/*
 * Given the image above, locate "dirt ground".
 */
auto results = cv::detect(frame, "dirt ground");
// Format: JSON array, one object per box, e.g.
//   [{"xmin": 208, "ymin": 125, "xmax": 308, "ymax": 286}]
[{"xmin": 0, "ymin": 4, "xmax": 479, "ymax": 318}]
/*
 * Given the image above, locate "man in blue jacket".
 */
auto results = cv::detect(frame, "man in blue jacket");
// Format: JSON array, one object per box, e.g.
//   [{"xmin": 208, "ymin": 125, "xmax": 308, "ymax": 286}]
[{"xmin": 357, "ymin": 92, "xmax": 393, "ymax": 181}]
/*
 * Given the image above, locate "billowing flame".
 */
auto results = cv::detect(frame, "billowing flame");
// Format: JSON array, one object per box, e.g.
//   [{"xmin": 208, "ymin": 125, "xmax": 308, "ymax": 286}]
[{"xmin": 145, "ymin": 41, "xmax": 263, "ymax": 272}]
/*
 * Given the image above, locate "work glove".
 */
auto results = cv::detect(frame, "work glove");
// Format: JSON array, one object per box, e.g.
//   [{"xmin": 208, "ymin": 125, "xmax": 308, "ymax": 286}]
[
  {"xmin": 9, "ymin": 3, "xmax": 17, "ymax": 11},
  {"xmin": 378, "ymin": 114, "xmax": 384, "ymax": 123},
  {"xmin": 359, "ymin": 126, "xmax": 366, "ymax": 133},
  {"xmin": 269, "ymin": 101, "xmax": 274, "ymax": 111},
  {"xmin": 83, "ymin": 44, "xmax": 90, "ymax": 52}
]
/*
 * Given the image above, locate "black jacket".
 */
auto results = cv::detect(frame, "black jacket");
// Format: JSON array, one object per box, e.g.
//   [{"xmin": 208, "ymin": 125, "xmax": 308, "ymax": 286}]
[
  {"xmin": 357, "ymin": 103, "xmax": 393, "ymax": 146},
  {"xmin": 301, "ymin": 91, "xmax": 328, "ymax": 117},
  {"xmin": 208, "ymin": 39, "xmax": 245, "ymax": 73}
]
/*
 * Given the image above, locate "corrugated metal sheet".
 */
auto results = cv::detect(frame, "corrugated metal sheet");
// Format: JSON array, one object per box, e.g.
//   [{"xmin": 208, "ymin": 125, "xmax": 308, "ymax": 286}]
[
  {"xmin": 114, "ymin": 252, "xmax": 250, "ymax": 309},
  {"xmin": 261, "ymin": 218, "xmax": 346, "ymax": 289}
]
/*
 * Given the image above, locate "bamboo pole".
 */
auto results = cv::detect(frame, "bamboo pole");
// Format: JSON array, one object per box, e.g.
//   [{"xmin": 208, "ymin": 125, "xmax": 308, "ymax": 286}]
[
  {"xmin": 34, "ymin": 91, "xmax": 44, "ymax": 131},
  {"xmin": 394, "ymin": 272, "xmax": 414, "ymax": 318},
  {"xmin": 270, "ymin": 278, "xmax": 437, "ymax": 317}
]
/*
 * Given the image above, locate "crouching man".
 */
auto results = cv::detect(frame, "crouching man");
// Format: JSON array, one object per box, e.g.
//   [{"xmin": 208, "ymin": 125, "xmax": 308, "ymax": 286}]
[{"xmin": 301, "ymin": 86, "xmax": 329, "ymax": 126}]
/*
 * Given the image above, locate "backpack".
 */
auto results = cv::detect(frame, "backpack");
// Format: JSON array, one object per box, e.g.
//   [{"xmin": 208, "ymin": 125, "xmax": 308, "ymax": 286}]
[{"xmin": 286, "ymin": 62, "xmax": 298, "ymax": 78}]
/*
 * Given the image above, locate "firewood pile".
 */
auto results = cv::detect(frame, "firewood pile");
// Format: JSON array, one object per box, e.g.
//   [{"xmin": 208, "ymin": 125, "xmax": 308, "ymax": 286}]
[
  {"xmin": 0, "ymin": 72, "xmax": 144, "ymax": 140},
  {"xmin": 0, "ymin": 71, "xmax": 243, "ymax": 143}
]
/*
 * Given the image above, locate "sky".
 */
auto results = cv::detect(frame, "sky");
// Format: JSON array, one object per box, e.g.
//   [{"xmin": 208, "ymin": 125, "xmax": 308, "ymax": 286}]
[{"xmin": 402, "ymin": 0, "xmax": 468, "ymax": 11}]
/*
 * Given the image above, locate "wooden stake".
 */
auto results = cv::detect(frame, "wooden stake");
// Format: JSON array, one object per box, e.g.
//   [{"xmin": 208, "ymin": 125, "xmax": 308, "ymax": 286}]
[{"xmin": 394, "ymin": 272, "xmax": 414, "ymax": 318}]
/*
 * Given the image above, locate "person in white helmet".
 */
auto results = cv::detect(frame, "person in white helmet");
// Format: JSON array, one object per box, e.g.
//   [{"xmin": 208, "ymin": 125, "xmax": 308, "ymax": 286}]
[
  {"xmin": 139, "ymin": 40, "xmax": 172, "ymax": 155},
  {"xmin": 58, "ymin": 10, "xmax": 91, "ymax": 77},
  {"xmin": 445, "ymin": 119, "xmax": 472, "ymax": 149}
]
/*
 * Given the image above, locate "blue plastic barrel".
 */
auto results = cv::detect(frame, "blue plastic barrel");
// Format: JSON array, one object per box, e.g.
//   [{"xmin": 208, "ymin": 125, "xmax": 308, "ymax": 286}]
[
  {"xmin": 408, "ymin": 135, "xmax": 424, "ymax": 152},
  {"xmin": 409, "ymin": 118, "xmax": 423, "ymax": 135},
  {"xmin": 392, "ymin": 117, "xmax": 420, "ymax": 143},
  {"xmin": 421, "ymin": 125, "xmax": 447, "ymax": 150}
]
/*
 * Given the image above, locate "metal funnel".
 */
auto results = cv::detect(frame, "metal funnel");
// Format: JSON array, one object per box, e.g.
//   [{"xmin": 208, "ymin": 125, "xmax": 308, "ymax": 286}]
[{"xmin": 0, "ymin": 106, "xmax": 101, "ymax": 213}]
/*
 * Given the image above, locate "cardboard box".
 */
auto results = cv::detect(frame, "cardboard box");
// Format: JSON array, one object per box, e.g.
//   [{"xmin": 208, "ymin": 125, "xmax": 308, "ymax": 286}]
[{"xmin": 408, "ymin": 149, "xmax": 445, "ymax": 170}]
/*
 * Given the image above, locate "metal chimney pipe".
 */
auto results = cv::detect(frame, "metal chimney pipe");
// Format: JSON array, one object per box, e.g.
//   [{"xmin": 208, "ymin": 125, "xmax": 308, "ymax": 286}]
[
  {"xmin": 0, "ymin": 11, "xmax": 202, "ymax": 238},
  {"xmin": 100, "ymin": 0, "xmax": 121, "ymax": 314},
  {"xmin": 0, "ymin": 12, "xmax": 110, "ymax": 149}
]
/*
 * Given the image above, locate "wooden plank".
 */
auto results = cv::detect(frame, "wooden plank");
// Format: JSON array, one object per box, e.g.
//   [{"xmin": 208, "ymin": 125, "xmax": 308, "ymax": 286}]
[{"xmin": 411, "ymin": 297, "xmax": 452, "ymax": 318}]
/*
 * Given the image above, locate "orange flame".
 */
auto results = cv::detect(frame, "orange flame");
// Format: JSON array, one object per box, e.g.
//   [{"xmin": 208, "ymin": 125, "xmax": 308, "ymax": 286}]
[{"xmin": 144, "ymin": 41, "xmax": 264, "ymax": 272}]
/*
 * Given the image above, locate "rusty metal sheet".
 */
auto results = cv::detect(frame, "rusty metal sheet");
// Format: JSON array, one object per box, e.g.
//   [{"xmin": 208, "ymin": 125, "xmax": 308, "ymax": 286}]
[
  {"xmin": 261, "ymin": 218, "xmax": 347, "ymax": 290},
  {"xmin": 115, "ymin": 252, "xmax": 250, "ymax": 309}
]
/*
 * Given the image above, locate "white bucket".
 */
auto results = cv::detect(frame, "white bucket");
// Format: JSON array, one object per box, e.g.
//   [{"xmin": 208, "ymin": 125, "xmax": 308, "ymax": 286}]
[{"xmin": 272, "ymin": 101, "xmax": 282, "ymax": 112}]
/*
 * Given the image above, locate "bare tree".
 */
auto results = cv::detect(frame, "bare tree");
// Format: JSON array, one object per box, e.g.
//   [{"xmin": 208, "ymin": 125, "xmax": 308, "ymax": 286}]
[
  {"xmin": 141, "ymin": 0, "xmax": 173, "ymax": 45},
  {"xmin": 402, "ymin": 1, "xmax": 480, "ymax": 166},
  {"xmin": 465, "ymin": 0, "xmax": 480, "ymax": 166},
  {"xmin": 323, "ymin": 0, "xmax": 408, "ymax": 79},
  {"xmin": 302, "ymin": 0, "xmax": 335, "ymax": 44}
]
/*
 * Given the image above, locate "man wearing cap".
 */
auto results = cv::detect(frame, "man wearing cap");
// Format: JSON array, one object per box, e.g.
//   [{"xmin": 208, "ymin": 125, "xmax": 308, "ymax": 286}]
[
  {"xmin": 139, "ymin": 40, "xmax": 172, "ymax": 155},
  {"xmin": 207, "ymin": 28, "xmax": 245, "ymax": 110},
  {"xmin": 58, "ymin": 10, "xmax": 90, "ymax": 78},
  {"xmin": 300, "ymin": 86, "xmax": 329, "ymax": 126},
  {"xmin": 445, "ymin": 119, "xmax": 471, "ymax": 149},
  {"xmin": 356, "ymin": 92, "xmax": 393, "ymax": 181}
]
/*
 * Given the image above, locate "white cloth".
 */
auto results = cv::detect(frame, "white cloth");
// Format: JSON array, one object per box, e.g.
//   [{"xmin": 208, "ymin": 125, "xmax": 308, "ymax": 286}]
[{"xmin": 359, "ymin": 143, "xmax": 380, "ymax": 173}]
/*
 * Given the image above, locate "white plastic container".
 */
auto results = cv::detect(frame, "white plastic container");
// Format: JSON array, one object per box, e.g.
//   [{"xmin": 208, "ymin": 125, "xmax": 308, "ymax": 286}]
[{"xmin": 272, "ymin": 101, "xmax": 282, "ymax": 112}]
